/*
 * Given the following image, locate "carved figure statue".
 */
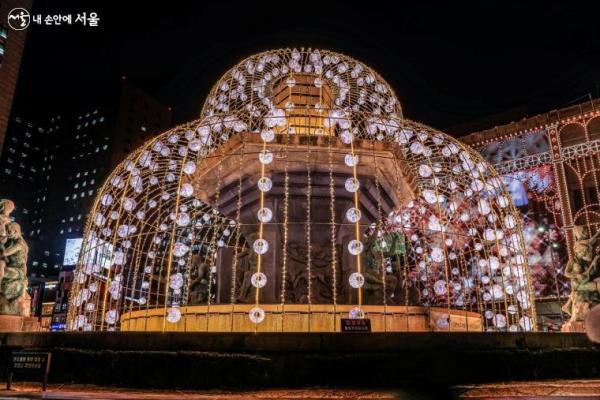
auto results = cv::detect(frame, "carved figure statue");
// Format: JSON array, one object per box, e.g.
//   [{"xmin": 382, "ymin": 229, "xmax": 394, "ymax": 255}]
[
  {"xmin": 562, "ymin": 226, "xmax": 600, "ymax": 325},
  {"xmin": 235, "ymin": 232, "xmax": 259, "ymax": 303},
  {"xmin": 0, "ymin": 199, "xmax": 30, "ymax": 316},
  {"xmin": 361, "ymin": 231, "xmax": 404, "ymax": 304},
  {"xmin": 285, "ymin": 242, "xmax": 333, "ymax": 303},
  {"xmin": 187, "ymin": 254, "xmax": 211, "ymax": 304}
]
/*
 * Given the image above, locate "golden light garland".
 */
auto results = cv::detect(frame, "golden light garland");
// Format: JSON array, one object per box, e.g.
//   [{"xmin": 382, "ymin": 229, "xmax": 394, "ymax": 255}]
[{"xmin": 67, "ymin": 48, "xmax": 536, "ymax": 333}]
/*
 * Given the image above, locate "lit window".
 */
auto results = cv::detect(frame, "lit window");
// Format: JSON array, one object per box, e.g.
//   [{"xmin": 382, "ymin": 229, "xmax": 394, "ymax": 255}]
[
  {"xmin": 59, "ymin": 230, "xmax": 64, "ymax": 234},
  {"xmin": 88, "ymin": 190, "xmax": 93, "ymax": 195},
  {"xmin": 74, "ymin": 183, "xmax": 79, "ymax": 189},
  {"xmin": 64, "ymin": 196, "xmax": 69, "ymax": 201},
  {"xmin": 102, "ymin": 145, "xmax": 108, "ymax": 150}
]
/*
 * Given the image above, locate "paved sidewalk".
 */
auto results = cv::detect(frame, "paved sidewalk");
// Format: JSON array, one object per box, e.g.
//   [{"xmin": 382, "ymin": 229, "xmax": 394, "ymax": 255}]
[
  {"xmin": 1, "ymin": 381, "xmax": 600, "ymax": 399},
  {"xmin": 0, "ymin": 385, "xmax": 419, "ymax": 400}
]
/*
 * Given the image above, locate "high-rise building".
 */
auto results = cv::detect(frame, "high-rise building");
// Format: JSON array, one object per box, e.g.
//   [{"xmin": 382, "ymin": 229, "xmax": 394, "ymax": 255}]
[
  {"xmin": 0, "ymin": 115, "xmax": 59, "ymax": 271},
  {"xmin": 32, "ymin": 79, "xmax": 172, "ymax": 276},
  {"xmin": 0, "ymin": 79, "xmax": 171, "ymax": 277},
  {"xmin": 0, "ymin": 0, "xmax": 33, "ymax": 155}
]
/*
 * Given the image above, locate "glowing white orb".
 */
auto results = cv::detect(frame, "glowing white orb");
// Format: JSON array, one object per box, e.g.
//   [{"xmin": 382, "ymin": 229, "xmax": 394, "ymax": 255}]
[
  {"xmin": 166, "ymin": 307, "xmax": 182, "ymax": 323},
  {"xmin": 253, "ymin": 239, "xmax": 269, "ymax": 255},
  {"xmin": 349, "ymin": 272, "xmax": 365, "ymax": 288},
  {"xmin": 251, "ymin": 272, "xmax": 267, "ymax": 288},
  {"xmin": 344, "ymin": 178, "xmax": 360, "ymax": 193},
  {"xmin": 257, "ymin": 177, "xmax": 273, "ymax": 192},
  {"xmin": 249, "ymin": 307, "xmax": 265, "ymax": 324},
  {"xmin": 345, "ymin": 208, "xmax": 361, "ymax": 223},
  {"xmin": 257, "ymin": 207, "xmax": 273, "ymax": 223},
  {"xmin": 348, "ymin": 240, "xmax": 364, "ymax": 255}
]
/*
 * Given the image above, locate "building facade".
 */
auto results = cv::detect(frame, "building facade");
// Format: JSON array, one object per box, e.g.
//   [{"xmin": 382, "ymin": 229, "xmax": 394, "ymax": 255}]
[
  {"xmin": 42, "ymin": 79, "xmax": 172, "ymax": 275},
  {"xmin": 460, "ymin": 99, "xmax": 600, "ymax": 330},
  {"xmin": 0, "ymin": 0, "xmax": 32, "ymax": 155},
  {"xmin": 0, "ymin": 79, "xmax": 171, "ymax": 278}
]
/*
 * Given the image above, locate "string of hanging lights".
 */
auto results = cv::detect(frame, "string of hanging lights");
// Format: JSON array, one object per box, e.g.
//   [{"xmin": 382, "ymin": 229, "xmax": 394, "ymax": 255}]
[{"xmin": 67, "ymin": 48, "xmax": 536, "ymax": 333}]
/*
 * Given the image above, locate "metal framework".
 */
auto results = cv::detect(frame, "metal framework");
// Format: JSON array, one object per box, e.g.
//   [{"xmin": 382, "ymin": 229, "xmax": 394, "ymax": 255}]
[{"xmin": 67, "ymin": 48, "xmax": 536, "ymax": 333}]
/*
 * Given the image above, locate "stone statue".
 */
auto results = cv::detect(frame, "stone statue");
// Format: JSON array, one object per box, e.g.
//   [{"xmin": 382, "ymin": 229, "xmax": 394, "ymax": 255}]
[
  {"xmin": 0, "ymin": 199, "xmax": 30, "ymax": 316},
  {"xmin": 235, "ymin": 232, "xmax": 259, "ymax": 303},
  {"xmin": 285, "ymin": 242, "xmax": 334, "ymax": 304},
  {"xmin": 187, "ymin": 254, "xmax": 211, "ymax": 304},
  {"xmin": 361, "ymin": 231, "xmax": 403, "ymax": 304},
  {"xmin": 562, "ymin": 226, "xmax": 600, "ymax": 329}
]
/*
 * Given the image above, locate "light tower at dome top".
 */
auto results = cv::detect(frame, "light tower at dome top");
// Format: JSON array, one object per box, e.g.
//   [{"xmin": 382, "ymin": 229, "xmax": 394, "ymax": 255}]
[{"xmin": 201, "ymin": 48, "xmax": 402, "ymax": 136}]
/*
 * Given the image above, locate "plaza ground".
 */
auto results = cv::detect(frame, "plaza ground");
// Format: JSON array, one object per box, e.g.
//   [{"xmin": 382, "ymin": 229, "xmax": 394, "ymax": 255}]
[{"xmin": 1, "ymin": 380, "xmax": 600, "ymax": 399}]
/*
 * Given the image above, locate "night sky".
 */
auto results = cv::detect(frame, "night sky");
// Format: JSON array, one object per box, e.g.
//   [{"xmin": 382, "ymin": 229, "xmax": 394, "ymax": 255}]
[{"xmin": 12, "ymin": 1, "xmax": 600, "ymax": 135}]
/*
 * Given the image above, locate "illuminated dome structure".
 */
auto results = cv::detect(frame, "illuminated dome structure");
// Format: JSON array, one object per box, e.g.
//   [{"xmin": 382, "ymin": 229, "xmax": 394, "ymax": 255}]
[{"xmin": 67, "ymin": 49, "xmax": 537, "ymax": 333}]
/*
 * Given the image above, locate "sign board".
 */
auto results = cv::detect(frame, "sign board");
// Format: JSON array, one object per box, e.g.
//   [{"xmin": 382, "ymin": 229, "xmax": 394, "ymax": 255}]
[
  {"xmin": 63, "ymin": 236, "xmax": 113, "ymax": 268},
  {"xmin": 6, "ymin": 351, "xmax": 51, "ymax": 391},
  {"xmin": 341, "ymin": 318, "xmax": 371, "ymax": 332},
  {"xmin": 50, "ymin": 322, "xmax": 66, "ymax": 331},
  {"xmin": 63, "ymin": 238, "xmax": 83, "ymax": 266}
]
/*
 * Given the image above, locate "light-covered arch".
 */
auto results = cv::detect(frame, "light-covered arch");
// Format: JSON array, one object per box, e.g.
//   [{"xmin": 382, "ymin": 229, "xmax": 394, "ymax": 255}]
[{"xmin": 67, "ymin": 49, "xmax": 536, "ymax": 333}]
